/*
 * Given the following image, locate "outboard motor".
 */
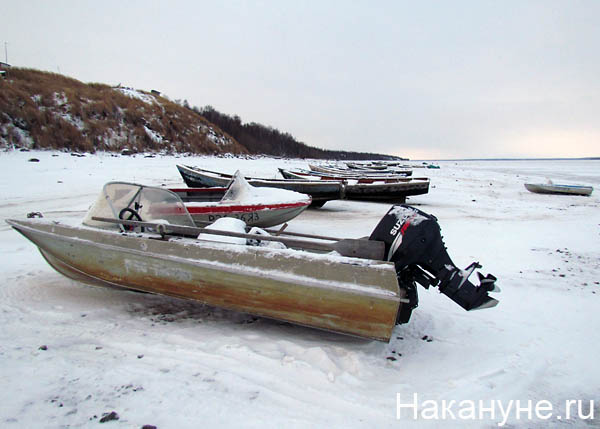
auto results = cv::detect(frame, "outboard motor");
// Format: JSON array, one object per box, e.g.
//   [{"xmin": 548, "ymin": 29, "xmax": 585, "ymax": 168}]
[{"xmin": 369, "ymin": 205, "xmax": 499, "ymax": 324}]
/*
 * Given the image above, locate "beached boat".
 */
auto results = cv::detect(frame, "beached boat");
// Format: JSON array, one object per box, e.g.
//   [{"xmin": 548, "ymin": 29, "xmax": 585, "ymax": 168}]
[
  {"xmin": 524, "ymin": 183, "xmax": 593, "ymax": 196},
  {"xmin": 170, "ymin": 172, "xmax": 311, "ymax": 227},
  {"xmin": 177, "ymin": 164, "xmax": 342, "ymax": 208},
  {"xmin": 310, "ymin": 163, "xmax": 413, "ymax": 177},
  {"xmin": 346, "ymin": 162, "xmax": 391, "ymax": 171},
  {"xmin": 279, "ymin": 169, "xmax": 430, "ymax": 202},
  {"xmin": 7, "ymin": 183, "xmax": 498, "ymax": 342},
  {"xmin": 343, "ymin": 178, "xmax": 430, "ymax": 202},
  {"xmin": 279, "ymin": 168, "xmax": 416, "ymax": 183}
]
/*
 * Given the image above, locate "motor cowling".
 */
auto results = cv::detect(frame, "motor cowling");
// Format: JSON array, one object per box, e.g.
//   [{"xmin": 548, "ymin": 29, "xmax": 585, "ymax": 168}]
[{"xmin": 369, "ymin": 205, "xmax": 498, "ymax": 324}]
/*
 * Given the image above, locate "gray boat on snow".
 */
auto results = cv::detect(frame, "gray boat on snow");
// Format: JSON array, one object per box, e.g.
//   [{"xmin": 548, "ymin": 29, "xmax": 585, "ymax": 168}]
[{"xmin": 7, "ymin": 182, "xmax": 499, "ymax": 342}]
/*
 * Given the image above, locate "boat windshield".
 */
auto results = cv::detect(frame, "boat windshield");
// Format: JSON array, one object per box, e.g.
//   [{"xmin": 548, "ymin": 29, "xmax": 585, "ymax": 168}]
[{"xmin": 83, "ymin": 182, "xmax": 195, "ymax": 229}]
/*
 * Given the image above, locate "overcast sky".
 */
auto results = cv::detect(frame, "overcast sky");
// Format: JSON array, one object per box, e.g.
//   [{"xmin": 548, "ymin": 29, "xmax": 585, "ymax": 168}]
[{"xmin": 4, "ymin": 1, "xmax": 599, "ymax": 159}]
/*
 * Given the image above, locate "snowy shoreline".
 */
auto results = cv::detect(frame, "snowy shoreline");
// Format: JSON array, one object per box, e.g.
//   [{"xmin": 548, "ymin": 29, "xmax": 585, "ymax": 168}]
[{"xmin": 1, "ymin": 150, "xmax": 599, "ymax": 428}]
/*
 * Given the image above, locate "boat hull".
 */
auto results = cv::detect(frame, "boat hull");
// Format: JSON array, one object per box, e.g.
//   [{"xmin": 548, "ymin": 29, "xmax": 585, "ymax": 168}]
[
  {"xmin": 169, "ymin": 187, "xmax": 311, "ymax": 227},
  {"xmin": 344, "ymin": 180, "xmax": 430, "ymax": 201},
  {"xmin": 524, "ymin": 183, "xmax": 593, "ymax": 196},
  {"xmin": 8, "ymin": 219, "xmax": 403, "ymax": 342},
  {"xmin": 186, "ymin": 202, "xmax": 310, "ymax": 228}
]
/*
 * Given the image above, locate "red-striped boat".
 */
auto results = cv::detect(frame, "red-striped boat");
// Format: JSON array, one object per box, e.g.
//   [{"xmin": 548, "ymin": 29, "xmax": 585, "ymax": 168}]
[{"xmin": 171, "ymin": 171, "xmax": 311, "ymax": 227}]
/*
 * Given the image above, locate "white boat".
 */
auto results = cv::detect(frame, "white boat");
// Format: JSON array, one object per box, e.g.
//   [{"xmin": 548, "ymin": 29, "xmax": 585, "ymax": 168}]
[
  {"xmin": 173, "ymin": 171, "xmax": 311, "ymax": 227},
  {"xmin": 524, "ymin": 183, "xmax": 593, "ymax": 196}
]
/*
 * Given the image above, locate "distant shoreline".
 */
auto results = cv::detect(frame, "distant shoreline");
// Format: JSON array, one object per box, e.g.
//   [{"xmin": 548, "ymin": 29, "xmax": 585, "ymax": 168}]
[
  {"xmin": 414, "ymin": 157, "xmax": 600, "ymax": 162},
  {"xmin": 3, "ymin": 148, "xmax": 599, "ymax": 163}
]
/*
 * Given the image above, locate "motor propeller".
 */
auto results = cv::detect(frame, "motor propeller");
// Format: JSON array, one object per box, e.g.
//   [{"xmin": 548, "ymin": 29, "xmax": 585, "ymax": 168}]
[{"xmin": 369, "ymin": 205, "xmax": 499, "ymax": 324}]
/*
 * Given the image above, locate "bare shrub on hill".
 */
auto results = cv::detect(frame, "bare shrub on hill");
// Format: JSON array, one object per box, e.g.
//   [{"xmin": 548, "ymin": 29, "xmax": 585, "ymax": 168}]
[{"xmin": 0, "ymin": 68, "xmax": 247, "ymax": 155}]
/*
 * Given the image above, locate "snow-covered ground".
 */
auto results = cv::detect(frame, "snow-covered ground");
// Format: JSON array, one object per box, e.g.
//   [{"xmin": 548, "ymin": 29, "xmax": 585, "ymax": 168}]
[{"xmin": 1, "ymin": 150, "xmax": 599, "ymax": 428}]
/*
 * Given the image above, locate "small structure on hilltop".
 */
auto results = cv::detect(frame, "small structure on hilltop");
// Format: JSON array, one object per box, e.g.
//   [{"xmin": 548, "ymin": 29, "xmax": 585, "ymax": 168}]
[{"xmin": 0, "ymin": 61, "xmax": 10, "ymax": 79}]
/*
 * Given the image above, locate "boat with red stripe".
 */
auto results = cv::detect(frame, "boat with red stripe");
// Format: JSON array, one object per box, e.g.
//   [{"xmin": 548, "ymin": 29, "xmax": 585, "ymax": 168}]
[{"xmin": 170, "ymin": 172, "xmax": 311, "ymax": 227}]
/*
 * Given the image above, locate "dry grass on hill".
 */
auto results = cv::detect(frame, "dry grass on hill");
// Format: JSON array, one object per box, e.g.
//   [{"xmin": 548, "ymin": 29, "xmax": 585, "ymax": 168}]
[{"xmin": 0, "ymin": 68, "xmax": 247, "ymax": 155}]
